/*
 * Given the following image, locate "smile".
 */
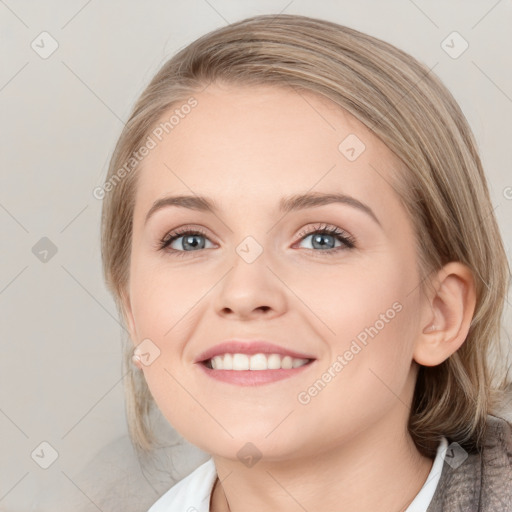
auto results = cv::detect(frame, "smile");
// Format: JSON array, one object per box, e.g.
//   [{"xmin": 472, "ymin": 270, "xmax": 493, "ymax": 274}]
[
  {"xmin": 205, "ymin": 353, "xmax": 312, "ymax": 370},
  {"xmin": 195, "ymin": 340, "xmax": 316, "ymax": 385},
  {"xmin": 198, "ymin": 354, "xmax": 315, "ymax": 386}
]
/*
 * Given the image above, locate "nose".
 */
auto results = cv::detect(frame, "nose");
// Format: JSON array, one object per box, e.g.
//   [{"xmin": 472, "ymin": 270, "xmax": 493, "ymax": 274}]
[{"xmin": 213, "ymin": 248, "xmax": 287, "ymax": 321}]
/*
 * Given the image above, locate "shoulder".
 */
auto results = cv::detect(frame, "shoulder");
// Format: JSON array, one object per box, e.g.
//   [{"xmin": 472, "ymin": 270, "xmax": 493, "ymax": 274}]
[
  {"xmin": 485, "ymin": 413, "xmax": 512, "ymax": 455},
  {"xmin": 427, "ymin": 414, "xmax": 512, "ymax": 511},
  {"xmin": 147, "ymin": 458, "xmax": 217, "ymax": 512},
  {"xmin": 480, "ymin": 415, "xmax": 512, "ymax": 496}
]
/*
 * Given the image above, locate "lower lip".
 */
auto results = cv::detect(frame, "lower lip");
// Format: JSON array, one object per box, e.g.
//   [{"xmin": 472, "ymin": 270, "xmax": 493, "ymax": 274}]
[{"xmin": 196, "ymin": 361, "xmax": 315, "ymax": 386}]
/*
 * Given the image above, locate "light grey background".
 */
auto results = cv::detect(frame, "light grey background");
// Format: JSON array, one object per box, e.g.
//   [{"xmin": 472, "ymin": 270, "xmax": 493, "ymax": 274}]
[{"xmin": 1, "ymin": 1, "xmax": 511, "ymax": 511}]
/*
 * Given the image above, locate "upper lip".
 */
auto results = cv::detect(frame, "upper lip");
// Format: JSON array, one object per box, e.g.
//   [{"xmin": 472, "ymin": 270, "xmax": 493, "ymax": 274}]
[{"xmin": 195, "ymin": 340, "xmax": 316, "ymax": 363}]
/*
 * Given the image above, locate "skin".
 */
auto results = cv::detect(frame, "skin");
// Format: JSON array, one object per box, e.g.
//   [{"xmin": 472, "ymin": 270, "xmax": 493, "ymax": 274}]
[{"xmin": 123, "ymin": 82, "xmax": 476, "ymax": 512}]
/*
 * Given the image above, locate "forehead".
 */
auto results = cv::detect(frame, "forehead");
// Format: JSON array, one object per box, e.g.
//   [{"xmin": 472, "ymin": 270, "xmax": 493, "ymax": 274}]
[{"xmin": 133, "ymin": 83, "xmax": 404, "ymax": 223}]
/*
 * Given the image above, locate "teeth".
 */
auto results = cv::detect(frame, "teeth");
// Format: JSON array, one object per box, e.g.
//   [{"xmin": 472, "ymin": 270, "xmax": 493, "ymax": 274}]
[
  {"xmin": 249, "ymin": 353, "xmax": 267, "ymax": 370},
  {"xmin": 233, "ymin": 353, "xmax": 249, "ymax": 370},
  {"xmin": 267, "ymin": 354, "xmax": 281, "ymax": 369},
  {"xmin": 292, "ymin": 357, "xmax": 305, "ymax": 368},
  {"xmin": 281, "ymin": 356, "xmax": 293, "ymax": 369},
  {"xmin": 209, "ymin": 353, "xmax": 310, "ymax": 370},
  {"xmin": 223, "ymin": 353, "xmax": 233, "ymax": 370}
]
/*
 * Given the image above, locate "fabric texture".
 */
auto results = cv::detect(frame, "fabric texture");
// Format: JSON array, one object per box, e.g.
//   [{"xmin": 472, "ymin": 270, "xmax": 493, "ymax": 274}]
[{"xmin": 426, "ymin": 414, "xmax": 512, "ymax": 511}]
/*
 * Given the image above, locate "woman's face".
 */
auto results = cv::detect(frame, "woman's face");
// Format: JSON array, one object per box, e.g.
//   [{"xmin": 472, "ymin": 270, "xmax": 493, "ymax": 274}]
[{"xmin": 124, "ymin": 83, "xmax": 427, "ymax": 460}]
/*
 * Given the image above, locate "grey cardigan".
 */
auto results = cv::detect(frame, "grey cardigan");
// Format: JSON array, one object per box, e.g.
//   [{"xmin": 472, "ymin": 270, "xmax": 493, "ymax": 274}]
[{"xmin": 427, "ymin": 415, "xmax": 512, "ymax": 511}]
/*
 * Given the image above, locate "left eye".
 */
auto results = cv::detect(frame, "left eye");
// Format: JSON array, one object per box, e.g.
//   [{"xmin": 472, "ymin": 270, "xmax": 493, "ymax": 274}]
[
  {"xmin": 294, "ymin": 224, "xmax": 356, "ymax": 252},
  {"xmin": 298, "ymin": 232, "xmax": 345, "ymax": 250}
]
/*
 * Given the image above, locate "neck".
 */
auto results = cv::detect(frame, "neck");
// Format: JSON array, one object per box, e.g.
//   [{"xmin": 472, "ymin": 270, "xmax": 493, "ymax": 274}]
[{"xmin": 210, "ymin": 412, "xmax": 434, "ymax": 512}]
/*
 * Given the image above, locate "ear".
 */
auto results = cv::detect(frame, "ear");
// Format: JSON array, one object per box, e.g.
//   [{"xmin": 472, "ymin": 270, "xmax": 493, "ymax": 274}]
[
  {"xmin": 120, "ymin": 289, "xmax": 144, "ymax": 370},
  {"xmin": 413, "ymin": 262, "xmax": 477, "ymax": 366}
]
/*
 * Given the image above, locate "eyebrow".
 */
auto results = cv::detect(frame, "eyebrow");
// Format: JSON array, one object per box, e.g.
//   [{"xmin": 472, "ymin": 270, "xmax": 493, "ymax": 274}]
[{"xmin": 144, "ymin": 192, "xmax": 382, "ymax": 228}]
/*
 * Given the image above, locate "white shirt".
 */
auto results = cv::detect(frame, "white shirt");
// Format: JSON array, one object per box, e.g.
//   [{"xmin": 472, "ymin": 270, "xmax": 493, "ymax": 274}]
[{"xmin": 148, "ymin": 436, "xmax": 448, "ymax": 512}]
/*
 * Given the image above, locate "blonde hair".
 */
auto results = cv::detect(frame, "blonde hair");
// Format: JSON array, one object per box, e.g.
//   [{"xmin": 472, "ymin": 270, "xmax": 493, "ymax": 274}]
[{"xmin": 100, "ymin": 13, "xmax": 511, "ymax": 459}]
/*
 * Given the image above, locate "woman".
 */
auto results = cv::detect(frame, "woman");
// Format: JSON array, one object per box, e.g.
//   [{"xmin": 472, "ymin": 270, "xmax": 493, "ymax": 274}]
[{"xmin": 100, "ymin": 14, "xmax": 512, "ymax": 511}]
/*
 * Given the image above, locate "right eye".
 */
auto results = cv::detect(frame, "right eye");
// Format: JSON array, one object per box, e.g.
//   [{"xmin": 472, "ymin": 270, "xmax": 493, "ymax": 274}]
[{"xmin": 159, "ymin": 227, "xmax": 215, "ymax": 254}]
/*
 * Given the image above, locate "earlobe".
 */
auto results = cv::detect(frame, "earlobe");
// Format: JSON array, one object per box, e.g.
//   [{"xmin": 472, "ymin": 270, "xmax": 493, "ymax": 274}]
[
  {"xmin": 413, "ymin": 262, "xmax": 477, "ymax": 367},
  {"xmin": 120, "ymin": 290, "xmax": 144, "ymax": 370}
]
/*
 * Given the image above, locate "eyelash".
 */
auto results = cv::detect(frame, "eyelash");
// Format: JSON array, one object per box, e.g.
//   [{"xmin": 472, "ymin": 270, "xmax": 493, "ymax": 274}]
[{"xmin": 158, "ymin": 223, "xmax": 356, "ymax": 257}]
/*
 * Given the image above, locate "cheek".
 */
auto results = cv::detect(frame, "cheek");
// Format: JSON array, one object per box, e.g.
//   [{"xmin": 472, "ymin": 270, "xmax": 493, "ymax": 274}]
[
  {"xmin": 128, "ymin": 256, "xmax": 208, "ymax": 340},
  {"xmin": 127, "ymin": 258, "xmax": 214, "ymax": 428},
  {"xmin": 296, "ymin": 253, "xmax": 420, "ymax": 392},
  {"xmin": 294, "ymin": 295, "xmax": 419, "ymax": 448},
  {"xmin": 291, "ymin": 252, "xmax": 417, "ymax": 340}
]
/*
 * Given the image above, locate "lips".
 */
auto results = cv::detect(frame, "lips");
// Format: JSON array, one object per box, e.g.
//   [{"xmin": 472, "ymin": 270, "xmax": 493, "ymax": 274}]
[{"xmin": 194, "ymin": 340, "xmax": 316, "ymax": 364}]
